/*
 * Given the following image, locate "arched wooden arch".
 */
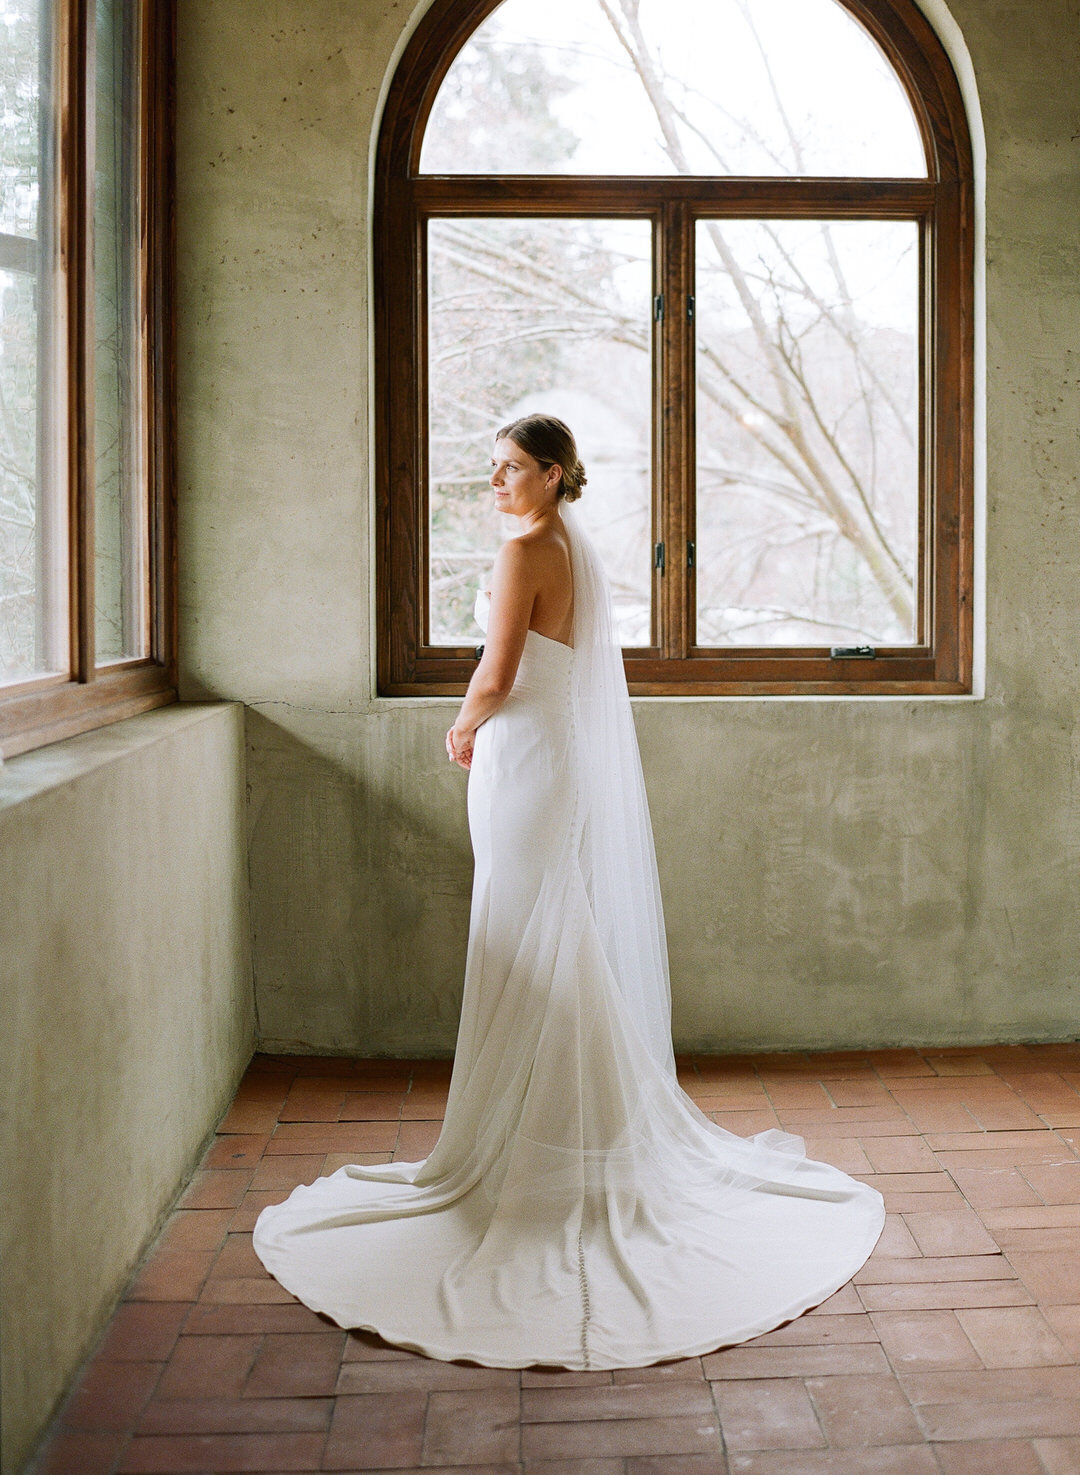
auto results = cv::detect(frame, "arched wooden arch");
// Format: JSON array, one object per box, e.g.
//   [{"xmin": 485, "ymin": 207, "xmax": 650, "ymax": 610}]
[{"xmin": 375, "ymin": 0, "xmax": 974, "ymax": 695}]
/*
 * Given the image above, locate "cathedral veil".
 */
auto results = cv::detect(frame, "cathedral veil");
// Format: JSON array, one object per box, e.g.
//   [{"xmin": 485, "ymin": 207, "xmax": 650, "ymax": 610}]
[{"xmin": 562, "ymin": 502, "xmax": 675, "ymax": 1076}]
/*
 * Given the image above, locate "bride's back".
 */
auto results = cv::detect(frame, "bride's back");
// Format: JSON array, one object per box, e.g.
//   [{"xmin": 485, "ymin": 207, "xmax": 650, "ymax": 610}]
[{"xmin": 517, "ymin": 518, "xmax": 574, "ymax": 648}]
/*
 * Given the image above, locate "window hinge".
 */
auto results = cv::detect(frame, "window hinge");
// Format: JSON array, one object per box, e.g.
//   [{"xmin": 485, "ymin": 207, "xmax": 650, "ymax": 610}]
[
  {"xmin": 474, "ymin": 644, "xmax": 484, "ymax": 660},
  {"xmin": 687, "ymin": 541, "xmax": 695, "ymax": 570},
  {"xmin": 686, "ymin": 295, "xmax": 695, "ymax": 322},
  {"xmin": 654, "ymin": 541, "xmax": 665, "ymax": 573},
  {"xmin": 830, "ymin": 646, "xmax": 877, "ymax": 659},
  {"xmin": 653, "ymin": 293, "xmax": 664, "ymax": 321}
]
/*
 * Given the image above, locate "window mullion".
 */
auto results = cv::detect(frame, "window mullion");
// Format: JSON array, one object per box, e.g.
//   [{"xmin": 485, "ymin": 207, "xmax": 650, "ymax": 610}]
[
  {"xmin": 65, "ymin": 0, "xmax": 96, "ymax": 683},
  {"xmin": 658, "ymin": 199, "xmax": 692, "ymax": 661}
]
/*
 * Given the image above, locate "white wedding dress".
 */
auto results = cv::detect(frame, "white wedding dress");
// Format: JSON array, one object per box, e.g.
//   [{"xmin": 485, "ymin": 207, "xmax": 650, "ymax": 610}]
[{"xmin": 252, "ymin": 506, "xmax": 885, "ymax": 1369}]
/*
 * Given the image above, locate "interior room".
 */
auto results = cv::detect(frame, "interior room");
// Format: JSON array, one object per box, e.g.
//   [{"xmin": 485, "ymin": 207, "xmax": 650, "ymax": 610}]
[{"xmin": 1, "ymin": 0, "xmax": 1078, "ymax": 1470}]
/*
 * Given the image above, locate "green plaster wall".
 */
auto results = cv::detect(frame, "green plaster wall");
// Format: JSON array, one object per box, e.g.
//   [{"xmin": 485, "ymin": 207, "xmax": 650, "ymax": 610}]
[
  {"xmin": 0, "ymin": 704, "xmax": 254, "ymax": 1473},
  {"xmin": 176, "ymin": 0, "xmax": 1080, "ymax": 1056}
]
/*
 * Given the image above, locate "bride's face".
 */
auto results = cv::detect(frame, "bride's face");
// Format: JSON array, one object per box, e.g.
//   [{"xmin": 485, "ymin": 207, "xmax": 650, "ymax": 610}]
[{"xmin": 490, "ymin": 437, "xmax": 561, "ymax": 518}]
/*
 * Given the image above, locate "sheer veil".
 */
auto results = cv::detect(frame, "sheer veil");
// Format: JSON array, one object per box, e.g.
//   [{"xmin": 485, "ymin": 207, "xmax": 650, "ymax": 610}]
[{"xmin": 562, "ymin": 502, "xmax": 676, "ymax": 1078}]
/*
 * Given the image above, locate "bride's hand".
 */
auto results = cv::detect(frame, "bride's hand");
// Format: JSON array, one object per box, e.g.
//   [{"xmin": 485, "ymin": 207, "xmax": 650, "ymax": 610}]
[{"xmin": 446, "ymin": 725, "xmax": 475, "ymax": 770}]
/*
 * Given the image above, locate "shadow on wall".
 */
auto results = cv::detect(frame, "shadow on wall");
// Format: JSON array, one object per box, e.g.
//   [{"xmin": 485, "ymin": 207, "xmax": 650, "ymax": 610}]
[{"xmin": 244, "ymin": 705, "xmax": 474, "ymax": 1058}]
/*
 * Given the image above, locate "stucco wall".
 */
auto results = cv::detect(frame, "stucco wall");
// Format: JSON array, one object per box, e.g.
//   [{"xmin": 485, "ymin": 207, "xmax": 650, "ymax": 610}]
[
  {"xmin": 0, "ymin": 704, "xmax": 254, "ymax": 1474},
  {"xmin": 177, "ymin": 0, "xmax": 1079, "ymax": 1057}
]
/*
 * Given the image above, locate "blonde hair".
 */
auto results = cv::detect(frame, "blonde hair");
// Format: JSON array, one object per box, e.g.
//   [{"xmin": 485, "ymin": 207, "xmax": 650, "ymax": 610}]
[{"xmin": 496, "ymin": 414, "xmax": 587, "ymax": 502}]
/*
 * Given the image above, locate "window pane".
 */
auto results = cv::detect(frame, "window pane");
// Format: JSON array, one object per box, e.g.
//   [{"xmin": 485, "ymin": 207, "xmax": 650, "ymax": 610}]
[
  {"xmin": 94, "ymin": 0, "xmax": 145, "ymax": 664},
  {"xmin": 421, "ymin": 0, "xmax": 924, "ymax": 178},
  {"xmin": 694, "ymin": 219, "xmax": 918, "ymax": 647},
  {"xmin": 0, "ymin": 0, "xmax": 64, "ymax": 685},
  {"xmin": 427, "ymin": 217, "xmax": 652, "ymax": 648}
]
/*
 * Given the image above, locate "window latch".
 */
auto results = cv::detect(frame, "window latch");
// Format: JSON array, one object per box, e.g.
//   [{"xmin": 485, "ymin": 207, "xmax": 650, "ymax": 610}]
[
  {"xmin": 687, "ymin": 541, "xmax": 695, "ymax": 570},
  {"xmin": 653, "ymin": 294, "xmax": 664, "ymax": 321},
  {"xmin": 474, "ymin": 644, "xmax": 484, "ymax": 660},
  {"xmin": 830, "ymin": 646, "xmax": 876, "ymax": 659},
  {"xmin": 686, "ymin": 295, "xmax": 695, "ymax": 322},
  {"xmin": 654, "ymin": 542, "xmax": 665, "ymax": 573}
]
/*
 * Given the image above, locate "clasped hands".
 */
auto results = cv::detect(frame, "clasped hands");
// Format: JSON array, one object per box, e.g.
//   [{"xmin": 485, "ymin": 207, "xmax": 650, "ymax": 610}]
[{"xmin": 446, "ymin": 725, "xmax": 475, "ymax": 770}]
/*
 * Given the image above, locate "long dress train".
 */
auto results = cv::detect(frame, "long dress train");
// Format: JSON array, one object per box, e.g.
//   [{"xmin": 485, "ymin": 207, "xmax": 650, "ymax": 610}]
[{"xmin": 252, "ymin": 506, "xmax": 885, "ymax": 1370}]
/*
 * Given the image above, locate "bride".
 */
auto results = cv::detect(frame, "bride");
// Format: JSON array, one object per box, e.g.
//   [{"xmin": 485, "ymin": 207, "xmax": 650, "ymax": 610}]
[{"xmin": 252, "ymin": 414, "xmax": 885, "ymax": 1370}]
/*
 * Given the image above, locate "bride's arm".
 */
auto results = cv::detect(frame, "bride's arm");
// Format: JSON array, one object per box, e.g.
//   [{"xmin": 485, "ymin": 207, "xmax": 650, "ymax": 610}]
[{"xmin": 447, "ymin": 540, "xmax": 536, "ymax": 769}]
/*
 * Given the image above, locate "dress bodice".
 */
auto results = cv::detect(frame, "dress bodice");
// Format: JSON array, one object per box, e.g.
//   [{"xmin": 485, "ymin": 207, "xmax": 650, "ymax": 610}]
[{"xmin": 474, "ymin": 588, "xmax": 573, "ymax": 706}]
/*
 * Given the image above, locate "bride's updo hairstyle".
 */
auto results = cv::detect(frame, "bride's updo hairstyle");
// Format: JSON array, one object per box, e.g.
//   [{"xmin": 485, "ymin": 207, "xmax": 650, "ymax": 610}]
[{"xmin": 496, "ymin": 414, "xmax": 587, "ymax": 502}]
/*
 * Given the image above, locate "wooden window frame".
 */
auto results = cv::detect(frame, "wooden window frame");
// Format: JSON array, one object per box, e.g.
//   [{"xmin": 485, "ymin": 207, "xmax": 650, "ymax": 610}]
[
  {"xmin": 377, "ymin": 0, "xmax": 974, "ymax": 697},
  {"xmin": 0, "ymin": 0, "xmax": 176, "ymax": 760}
]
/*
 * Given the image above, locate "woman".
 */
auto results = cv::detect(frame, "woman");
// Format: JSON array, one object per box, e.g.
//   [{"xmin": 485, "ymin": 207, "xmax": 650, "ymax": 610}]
[{"xmin": 252, "ymin": 414, "xmax": 885, "ymax": 1370}]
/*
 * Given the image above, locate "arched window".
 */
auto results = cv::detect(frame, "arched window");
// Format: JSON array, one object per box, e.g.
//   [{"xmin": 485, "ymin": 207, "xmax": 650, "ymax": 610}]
[{"xmin": 376, "ymin": 0, "xmax": 973, "ymax": 695}]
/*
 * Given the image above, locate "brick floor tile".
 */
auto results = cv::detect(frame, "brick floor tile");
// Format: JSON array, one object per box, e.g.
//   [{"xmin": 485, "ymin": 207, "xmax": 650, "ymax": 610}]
[
  {"xmin": 950, "ymin": 1166, "xmax": 1045, "ymax": 1209},
  {"xmin": 626, "ymin": 1458, "xmax": 728, "ymax": 1475},
  {"xmin": 337, "ymin": 1357, "xmax": 520, "ymax": 1393},
  {"xmin": 760, "ymin": 1080, "xmax": 831, "ymax": 1108},
  {"xmin": 341, "ymin": 1331, "xmax": 428, "ymax": 1364},
  {"xmin": 857, "ymin": 1279, "xmax": 1034, "ymax": 1312},
  {"xmin": 827, "ymin": 1082, "xmax": 898, "ymax": 1109},
  {"xmin": 868, "ymin": 1215, "xmax": 920, "ymax": 1258},
  {"xmin": 321, "ymin": 1392, "xmax": 433, "ymax": 1469},
  {"xmin": 881, "ymin": 1191, "xmax": 967, "ymax": 1215},
  {"xmin": 136, "ymin": 1396, "xmax": 333, "ymax": 1434},
  {"xmin": 521, "ymin": 1413, "xmax": 721, "ymax": 1460},
  {"xmin": 524, "ymin": 1460, "xmax": 626, "ymax": 1475},
  {"xmin": 703, "ymin": 1343, "xmax": 890, "ymax": 1379},
  {"xmin": 926, "ymin": 1129, "xmax": 1064, "ymax": 1152},
  {"xmin": 1006, "ymin": 1250, "xmax": 1080, "ymax": 1304},
  {"xmin": 243, "ymin": 1331, "xmax": 346, "ymax": 1396},
  {"xmin": 183, "ymin": 1302, "xmax": 330, "ymax": 1335},
  {"xmin": 899, "ymin": 1367, "xmax": 1080, "ymax": 1403},
  {"xmin": 154, "ymin": 1335, "xmax": 261, "ymax": 1399},
  {"xmin": 693, "ymin": 1094, "xmax": 772, "ymax": 1115},
  {"xmin": 401, "ymin": 1091, "xmax": 450, "ymax": 1120},
  {"xmin": 924, "ymin": 1055, "xmax": 996, "ymax": 1076},
  {"xmin": 982, "ymin": 1204, "xmax": 1080, "ymax": 1229},
  {"xmin": 727, "ymin": 1450, "xmax": 939, "ymax": 1474},
  {"xmin": 805, "ymin": 1371, "xmax": 922, "ymax": 1446},
  {"xmin": 264, "ymin": 1122, "xmax": 398, "ymax": 1154},
  {"xmin": 775, "ymin": 1107, "xmax": 906, "ymax": 1127},
  {"xmin": 1045, "ymin": 1307, "xmax": 1080, "ymax": 1358},
  {"xmin": 522, "ymin": 1382, "xmax": 714, "ymax": 1423},
  {"xmin": 932, "ymin": 1440, "xmax": 1045, "ymax": 1474},
  {"xmin": 708, "ymin": 1110, "xmax": 783, "ymax": 1135},
  {"xmin": 422, "ymin": 1388, "xmax": 520, "ymax": 1464},
  {"xmin": 897, "ymin": 1100, "xmax": 980, "ymax": 1133},
  {"xmin": 128, "ymin": 1250, "xmax": 216, "ymax": 1303},
  {"xmin": 1036, "ymin": 1436, "xmax": 1080, "ymax": 1474},
  {"xmin": 611, "ymin": 1359, "xmax": 706, "ymax": 1382},
  {"xmin": 321, "ymin": 1152, "xmax": 395, "ymax": 1175},
  {"xmin": 869, "ymin": 1310, "xmax": 980, "ymax": 1371},
  {"xmin": 955, "ymin": 1306, "xmax": 1071, "ymax": 1368},
  {"xmin": 279, "ymin": 1087, "xmax": 348, "ymax": 1122},
  {"xmin": 249, "ymin": 1154, "xmax": 326, "ymax": 1190},
  {"xmin": 712, "ymin": 1377, "xmax": 825, "ymax": 1451},
  {"xmin": 33, "ymin": 1431, "xmax": 128, "ymax": 1475},
  {"xmin": 854, "ymin": 1254, "xmax": 1016, "ymax": 1283},
  {"xmin": 744, "ymin": 1314, "xmax": 878, "ymax": 1348},
  {"xmin": 1020, "ymin": 1161, "xmax": 1080, "ymax": 1203},
  {"xmin": 95, "ymin": 1302, "xmax": 190, "ymax": 1361},
  {"xmin": 338, "ymin": 1093, "xmax": 403, "ymax": 1121},
  {"xmin": 522, "ymin": 1457, "xmax": 625, "ymax": 1469},
  {"xmin": 203, "ymin": 1134, "xmax": 270, "ymax": 1170},
  {"xmin": 178, "ymin": 1169, "xmax": 252, "ymax": 1211},
  {"xmin": 901, "ymin": 1207, "xmax": 999, "ymax": 1256},
  {"xmin": 157, "ymin": 1209, "xmax": 234, "ymax": 1253},
  {"xmin": 208, "ymin": 1233, "xmax": 264, "ymax": 1280},
  {"xmin": 808, "ymin": 1286, "xmax": 864, "ymax": 1315},
  {"xmin": 394, "ymin": 1120, "xmax": 442, "ymax": 1159},
  {"xmin": 521, "ymin": 1368, "xmax": 615, "ymax": 1387},
  {"xmin": 217, "ymin": 1102, "xmax": 282, "ymax": 1135},
  {"xmin": 229, "ymin": 1189, "xmax": 291, "ymax": 1232},
  {"xmin": 347, "ymin": 1069, "xmax": 411, "ymax": 1093},
  {"xmin": 937, "ymin": 1144, "xmax": 1077, "ymax": 1171},
  {"xmin": 195, "ymin": 1275, "xmax": 297, "ymax": 1305},
  {"xmin": 62, "ymin": 1359, "xmax": 163, "ymax": 1431},
  {"xmin": 918, "ymin": 1399, "xmax": 1080, "ymax": 1441},
  {"xmin": 860, "ymin": 1137, "xmax": 940, "ymax": 1174},
  {"xmin": 800, "ymin": 1139, "xmax": 873, "ymax": 1173},
  {"xmin": 116, "ymin": 1431, "xmax": 325, "ymax": 1471},
  {"xmin": 1041, "ymin": 1111, "xmax": 1080, "ymax": 1129},
  {"xmin": 965, "ymin": 1100, "xmax": 1047, "ymax": 1131}
]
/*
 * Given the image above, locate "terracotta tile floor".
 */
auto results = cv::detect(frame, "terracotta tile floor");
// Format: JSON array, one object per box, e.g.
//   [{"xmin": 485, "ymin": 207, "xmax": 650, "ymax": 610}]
[{"xmin": 31, "ymin": 1043, "xmax": 1080, "ymax": 1474}]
